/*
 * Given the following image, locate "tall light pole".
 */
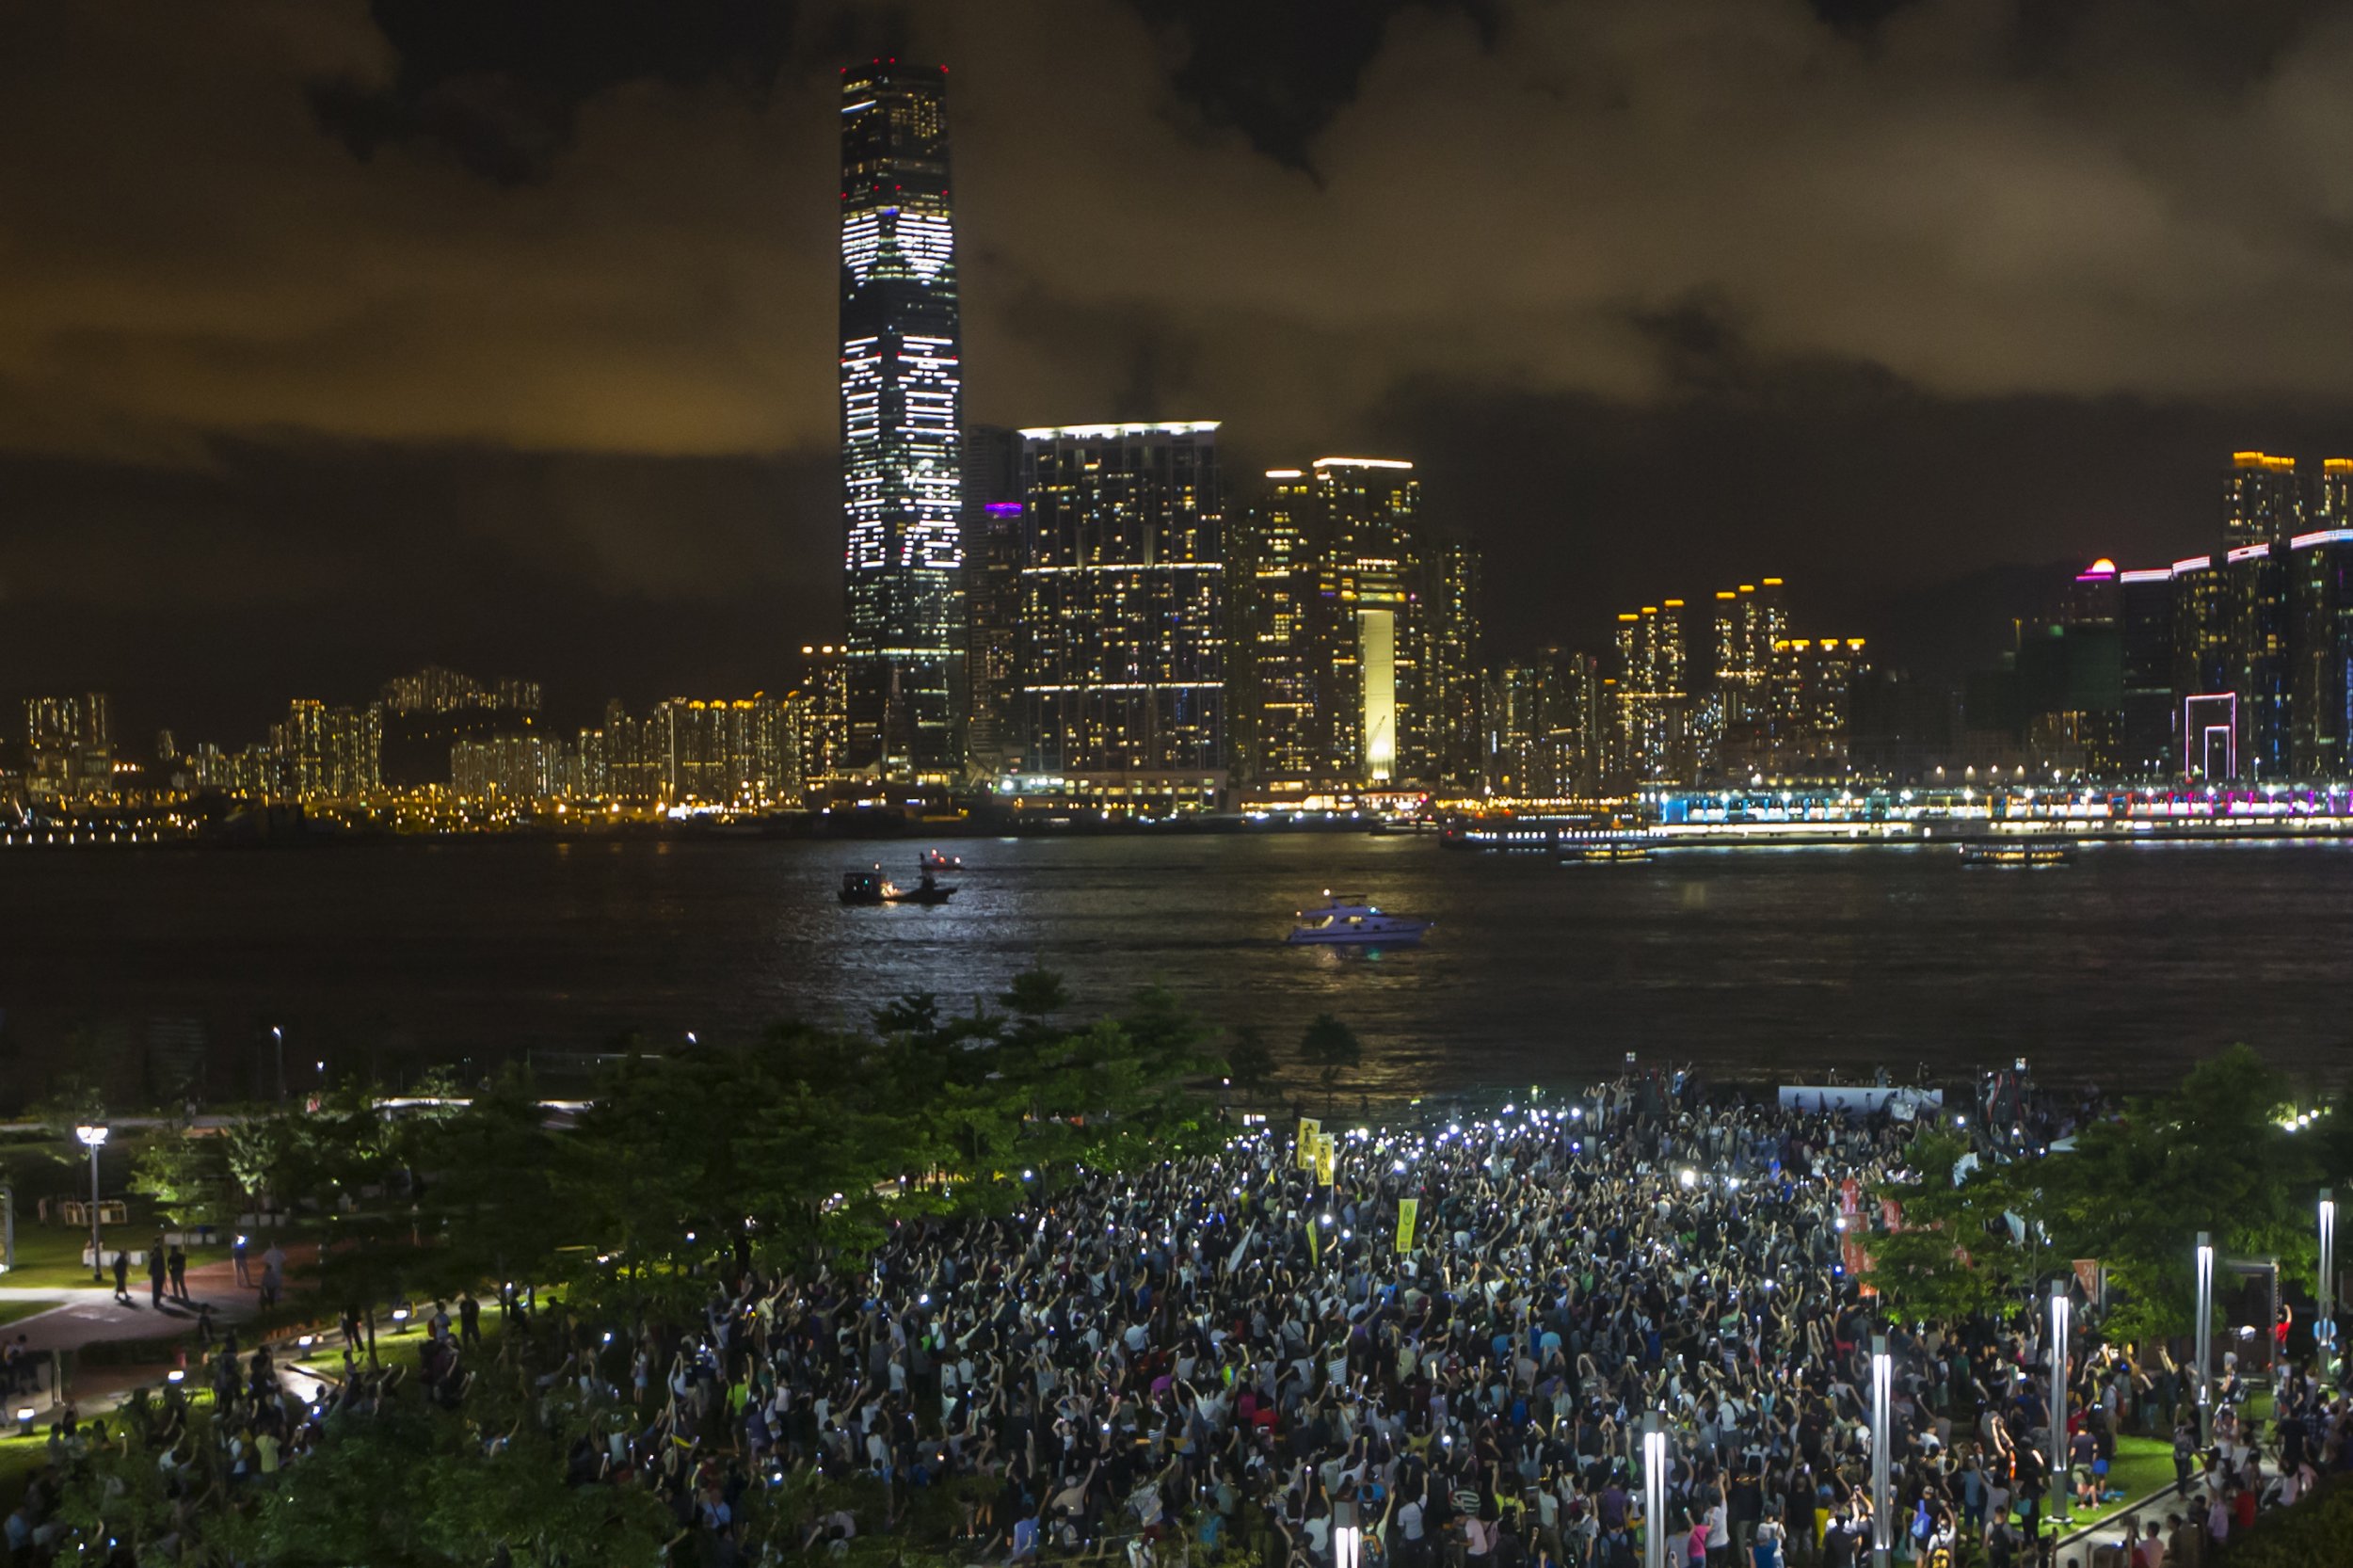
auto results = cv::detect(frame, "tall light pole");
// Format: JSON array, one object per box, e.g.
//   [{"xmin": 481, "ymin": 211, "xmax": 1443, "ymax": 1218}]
[
  {"xmin": 73, "ymin": 1125, "xmax": 107, "ymax": 1283},
  {"xmin": 1869, "ymin": 1335, "xmax": 1892, "ymax": 1568},
  {"xmin": 1642, "ymin": 1409, "xmax": 1668, "ymax": 1568},
  {"xmin": 2320, "ymin": 1191, "xmax": 2337, "ymax": 1382},
  {"xmin": 2195, "ymin": 1231, "xmax": 2215, "ymax": 1447},
  {"xmin": 272, "ymin": 1025, "xmax": 285, "ymax": 1103},
  {"xmin": 2049, "ymin": 1282, "xmax": 2073, "ymax": 1526}
]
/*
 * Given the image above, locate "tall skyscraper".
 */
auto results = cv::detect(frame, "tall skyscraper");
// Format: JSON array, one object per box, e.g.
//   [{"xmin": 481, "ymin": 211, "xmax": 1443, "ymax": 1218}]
[
  {"xmin": 1229, "ymin": 469, "xmax": 1320, "ymax": 786},
  {"xmin": 1426, "ymin": 537, "xmax": 1484, "ymax": 790},
  {"xmin": 839, "ymin": 59, "xmax": 963, "ymax": 779},
  {"xmin": 1309, "ymin": 458, "xmax": 1423, "ymax": 786},
  {"xmin": 1612, "ymin": 602, "xmax": 1689, "ymax": 784},
  {"xmin": 961, "ymin": 424, "xmax": 1025, "ymax": 777},
  {"xmin": 1016, "ymin": 424, "xmax": 1226, "ymax": 782},
  {"xmin": 2224, "ymin": 451, "xmax": 2304, "ymax": 545}
]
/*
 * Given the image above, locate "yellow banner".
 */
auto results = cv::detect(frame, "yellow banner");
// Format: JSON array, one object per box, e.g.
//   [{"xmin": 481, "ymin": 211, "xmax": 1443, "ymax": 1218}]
[
  {"xmin": 1396, "ymin": 1196, "xmax": 1419, "ymax": 1255},
  {"xmin": 1296, "ymin": 1118, "xmax": 1321, "ymax": 1170},
  {"xmin": 1314, "ymin": 1133, "xmax": 1337, "ymax": 1187}
]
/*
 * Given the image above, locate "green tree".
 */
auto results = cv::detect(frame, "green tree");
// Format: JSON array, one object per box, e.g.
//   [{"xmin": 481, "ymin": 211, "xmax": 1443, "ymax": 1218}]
[
  {"xmin": 1865, "ymin": 1128, "xmax": 2029, "ymax": 1322},
  {"xmin": 999, "ymin": 965, "xmax": 1070, "ymax": 1022},
  {"xmin": 1297, "ymin": 1013, "xmax": 1362, "ymax": 1112},
  {"xmin": 24, "ymin": 1072, "xmax": 105, "ymax": 1140},
  {"xmin": 2044, "ymin": 1044, "xmax": 2319, "ymax": 1341},
  {"xmin": 129, "ymin": 1128, "xmax": 235, "ymax": 1229},
  {"xmin": 1224, "ymin": 1024, "xmax": 1277, "ymax": 1101}
]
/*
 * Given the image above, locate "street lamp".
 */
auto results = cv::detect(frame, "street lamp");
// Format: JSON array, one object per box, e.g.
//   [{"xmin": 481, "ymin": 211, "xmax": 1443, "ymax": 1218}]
[
  {"xmin": 1642, "ymin": 1410, "xmax": 1668, "ymax": 1568},
  {"xmin": 272, "ymin": 1025, "xmax": 284, "ymax": 1102},
  {"xmin": 2195, "ymin": 1231, "xmax": 2216, "ymax": 1446},
  {"xmin": 1870, "ymin": 1335, "xmax": 1892, "ymax": 1568},
  {"xmin": 73, "ymin": 1125, "xmax": 107, "ymax": 1283},
  {"xmin": 2320, "ymin": 1190, "xmax": 2337, "ymax": 1381},
  {"xmin": 2049, "ymin": 1283, "xmax": 2073, "ymax": 1525}
]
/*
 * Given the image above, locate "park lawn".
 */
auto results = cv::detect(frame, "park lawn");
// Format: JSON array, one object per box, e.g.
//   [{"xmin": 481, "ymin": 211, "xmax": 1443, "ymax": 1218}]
[
  {"xmin": 2039, "ymin": 1436, "xmax": 2180, "ymax": 1541},
  {"xmin": 0, "ymin": 1222, "xmax": 236, "ymax": 1292}
]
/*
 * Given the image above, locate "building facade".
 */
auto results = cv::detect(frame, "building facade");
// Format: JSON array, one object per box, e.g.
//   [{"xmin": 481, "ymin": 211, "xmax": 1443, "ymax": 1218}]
[
  {"xmin": 839, "ymin": 59, "xmax": 964, "ymax": 779},
  {"xmin": 1016, "ymin": 424, "xmax": 1226, "ymax": 782}
]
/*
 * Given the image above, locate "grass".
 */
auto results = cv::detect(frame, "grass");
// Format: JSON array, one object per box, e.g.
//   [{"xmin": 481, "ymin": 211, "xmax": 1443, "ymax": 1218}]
[{"xmin": 2041, "ymin": 1435, "xmax": 2178, "ymax": 1540}]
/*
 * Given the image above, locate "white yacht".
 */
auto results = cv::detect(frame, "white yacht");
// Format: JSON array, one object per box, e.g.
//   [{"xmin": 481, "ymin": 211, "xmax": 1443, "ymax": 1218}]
[{"xmin": 1286, "ymin": 891, "xmax": 1432, "ymax": 947}]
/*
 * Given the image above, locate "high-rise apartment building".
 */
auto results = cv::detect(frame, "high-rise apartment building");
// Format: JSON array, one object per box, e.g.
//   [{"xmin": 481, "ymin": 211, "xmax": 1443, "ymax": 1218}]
[
  {"xmin": 2224, "ymin": 452, "xmax": 2304, "ymax": 545},
  {"xmin": 1309, "ymin": 458, "xmax": 1423, "ymax": 786},
  {"xmin": 1227, "ymin": 469, "xmax": 1319, "ymax": 786},
  {"xmin": 1482, "ymin": 649, "xmax": 1599, "ymax": 798},
  {"xmin": 1427, "ymin": 537, "xmax": 1484, "ymax": 790},
  {"xmin": 1016, "ymin": 424, "xmax": 1226, "ymax": 781},
  {"xmin": 839, "ymin": 59, "xmax": 963, "ymax": 779},
  {"xmin": 272, "ymin": 699, "xmax": 381, "ymax": 802},
  {"xmin": 962, "ymin": 424, "xmax": 1025, "ymax": 777},
  {"xmin": 1612, "ymin": 602, "xmax": 1689, "ymax": 784},
  {"xmin": 2292, "ymin": 525, "xmax": 2353, "ymax": 777},
  {"xmin": 23, "ymin": 693, "xmax": 113, "ymax": 801},
  {"xmin": 1768, "ymin": 638, "xmax": 1867, "ymax": 772}
]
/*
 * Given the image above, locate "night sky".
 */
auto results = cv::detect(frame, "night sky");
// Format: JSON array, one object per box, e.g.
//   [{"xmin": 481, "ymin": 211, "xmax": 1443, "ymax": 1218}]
[{"xmin": 8, "ymin": 0, "xmax": 2353, "ymax": 743}]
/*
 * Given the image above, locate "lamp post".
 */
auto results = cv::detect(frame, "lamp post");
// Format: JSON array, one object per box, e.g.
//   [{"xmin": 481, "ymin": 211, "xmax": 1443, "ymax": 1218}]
[
  {"xmin": 1642, "ymin": 1410, "xmax": 1669, "ymax": 1568},
  {"xmin": 2049, "ymin": 1282, "xmax": 2073, "ymax": 1525},
  {"xmin": 2321, "ymin": 1190, "xmax": 2337, "ymax": 1382},
  {"xmin": 1870, "ymin": 1334, "xmax": 1892, "ymax": 1568},
  {"xmin": 72, "ymin": 1125, "xmax": 107, "ymax": 1283},
  {"xmin": 2195, "ymin": 1231, "xmax": 2215, "ymax": 1447},
  {"xmin": 272, "ymin": 1025, "xmax": 284, "ymax": 1103}
]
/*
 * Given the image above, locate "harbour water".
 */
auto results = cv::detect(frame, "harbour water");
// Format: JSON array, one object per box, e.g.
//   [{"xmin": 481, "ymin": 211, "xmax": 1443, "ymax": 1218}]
[{"xmin": 2, "ymin": 832, "xmax": 2348, "ymax": 1098}]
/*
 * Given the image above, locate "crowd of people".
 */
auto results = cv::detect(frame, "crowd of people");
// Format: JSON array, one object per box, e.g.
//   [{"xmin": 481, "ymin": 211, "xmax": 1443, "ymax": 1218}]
[{"xmin": 6, "ymin": 1067, "xmax": 2348, "ymax": 1567}]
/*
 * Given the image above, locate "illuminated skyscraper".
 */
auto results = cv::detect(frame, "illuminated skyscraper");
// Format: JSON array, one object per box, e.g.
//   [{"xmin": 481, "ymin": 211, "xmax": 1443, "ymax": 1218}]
[
  {"xmin": 1612, "ymin": 602, "xmax": 1689, "ymax": 784},
  {"xmin": 1426, "ymin": 537, "xmax": 1484, "ymax": 790},
  {"xmin": 2224, "ymin": 451, "xmax": 2304, "ymax": 545},
  {"xmin": 1310, "ymin": 458, "xmax": 1422, "ymax": 786},
  {"xmin": 839, "ymin": 59, "xmax": 963, "ymax": 778},
  {"xmin": 1229, "ymin": 469, "xmax": 1319, "ymax": 784},
  {"xmin": 1016, "ymin": 424, "xmax": 1226, "ymax": 780},
  {"xmin": 962, "ymin": 424, "xmax": 1025, "ymax": 776}
]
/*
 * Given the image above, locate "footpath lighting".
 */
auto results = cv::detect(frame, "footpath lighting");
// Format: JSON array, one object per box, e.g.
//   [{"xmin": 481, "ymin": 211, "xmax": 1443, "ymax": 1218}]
[
  {"xmin": 391, "ymin": 1305, "xmax": 412, "ymax": 1335},
  {"xmin": 1641, "ymin": 1410, "xmax": 1668, "ymax": 1568},
  {"xmin": 2195, "ymin": 1231, "xmax": 2216, "ymax": 1445},
  {"xmin": 165, "ymin": 1369, "xmax": 184, "ymax": 1385},
  {"xmin": 73, "ymin": 1125, "xmax": 107, "ymax": 1282},
  {"xmin": 1870, "ymin": 1336, "xmax": 1892, "ymax": 1568},
  {"xmin": 2320, "ymin": 1190, "xmax": 2337, "ymax": 1380},
  {"xmin": 12, "ymin": 1408, "xmax": 32, "ymax": 1437},
  {"xmin": 2048, "ymin": 1284, "xmax": 2072, "ymax": 1525}
]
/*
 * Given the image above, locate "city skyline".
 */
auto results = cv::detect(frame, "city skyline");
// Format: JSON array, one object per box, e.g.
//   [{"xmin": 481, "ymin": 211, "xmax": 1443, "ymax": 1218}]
[{"xmin": 10, "ymin": 5, "xmax": 2353, "ymax": 741}]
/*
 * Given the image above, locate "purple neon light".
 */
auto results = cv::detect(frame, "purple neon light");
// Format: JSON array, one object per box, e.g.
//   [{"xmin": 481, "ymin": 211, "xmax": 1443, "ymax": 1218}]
[{"xmin": 984, "ymin": 502, "xmax": 1023, "ymax": 517}]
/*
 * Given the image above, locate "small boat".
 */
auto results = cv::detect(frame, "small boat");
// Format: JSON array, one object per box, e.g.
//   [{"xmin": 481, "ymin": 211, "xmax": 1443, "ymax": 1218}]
[
  {"xmin": 1286, "ymin": 891, "xmax": 1432, "ymax": 947},
  {"xmin": 920, "ymin": 849, "xmax": 964, "ymax": 872},
  {"xmin": 840, "ymin": 868, "xmax": 960, "ymax": 905},
  {"xmin": 1958, "ymin": 840, "xmax": 2075, "ymax": 868},
  {"xmin": 885, "ymin": 874, "xmax": 958, "ymax": 905}
]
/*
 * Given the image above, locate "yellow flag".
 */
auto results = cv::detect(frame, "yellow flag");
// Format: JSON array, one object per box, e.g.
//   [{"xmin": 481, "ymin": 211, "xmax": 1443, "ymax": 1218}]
[
  {"xmin": 1314, "ymin": 1133, "xmax": 1337, "ymax": 1187},
  {"xmin": 1296, "ymin": 1118, "xmax": 1321, "ymax": 1170},
  {"xmin": 1396, "ymin": 1196, "xmax": 1419, "ymax": 1255}
]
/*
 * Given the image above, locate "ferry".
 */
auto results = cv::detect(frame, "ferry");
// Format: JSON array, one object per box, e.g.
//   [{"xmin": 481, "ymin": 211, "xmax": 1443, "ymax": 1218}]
[
  {"xmin": 1561, "ymin": 835, "xmax": 1654, "ymax": 865},
  {"xmin": 840, "ymin": 868, "xmax": 960, "ymax": 905},
  {"xmin": 920, "ymin": 849, "xmax": 964, "ymax": 872},
  {"xmin": 1957, "ymin": 840, "xmax": 2076, "ymax": 869},
  {"xmin": 1286, "ymin": 891, "xmax": 1433, "ymax": 947}
]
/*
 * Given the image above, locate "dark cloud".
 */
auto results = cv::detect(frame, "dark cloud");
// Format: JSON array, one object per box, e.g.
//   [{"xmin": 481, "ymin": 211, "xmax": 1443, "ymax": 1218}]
[
  {"xmin": 311, "ymin": 0, "xmax": 815, "ymax": 184},
  {"xmin": 1123, "ymin": 0, "xmax": 1501, "ymax": 175}
]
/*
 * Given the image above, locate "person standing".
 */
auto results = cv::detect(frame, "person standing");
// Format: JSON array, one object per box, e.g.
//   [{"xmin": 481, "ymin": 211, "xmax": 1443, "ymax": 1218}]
[
  {"xmin": 232, "ymin": 1234, "xmax": 251, "ymax": 1287},
  {"xmin": 166, "ymin": 1244, "xmax": 186, "ymax": 1304},
  {"xmin": 147, "ymin": 1240, "xmax": 165, "ymax": 1308},
  {"xmin": 111, "ymin": 1249, "xmax": 129, "ymax": 1304}
]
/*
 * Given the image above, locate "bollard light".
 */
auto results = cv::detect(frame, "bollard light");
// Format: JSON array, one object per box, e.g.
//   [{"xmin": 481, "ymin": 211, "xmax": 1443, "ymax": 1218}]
[
  {"xmin": 165, "ymin": 1369, "xmax": 184, "ymax": 1385},
  {"xmin": 1333, "ymin": 1497, "xmax": 1360, "ymax": 1568},
  {"xmin": 1870, "ymin": 1335, "xmax": 1892, "ymax": 1568},
  {"xmin": 2195, "ymin": 1232, "xmax": 2216, "ymax": 1447},
  {"xmin": 13, "ymin": 1408, "xmax": 32, "ymax": 1437},
  {"xmin": 1642, "ymin": 1410, "xmax": 1669, "ymax": 1568}
]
